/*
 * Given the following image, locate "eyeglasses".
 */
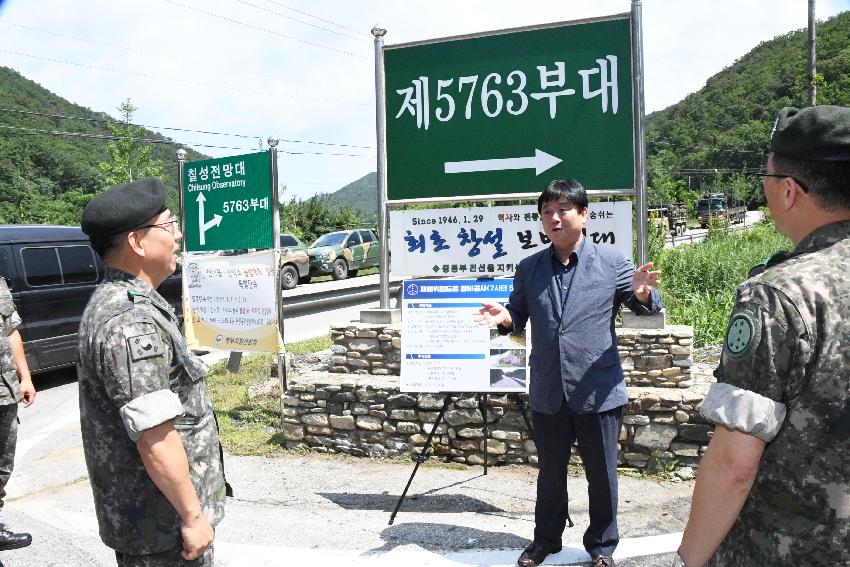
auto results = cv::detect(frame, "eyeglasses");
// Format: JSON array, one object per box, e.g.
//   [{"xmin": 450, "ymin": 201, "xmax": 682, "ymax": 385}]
[
  {"xmin": 756, "ymin": 173, "xmax": 809, "ymax": 193},
  {"xmin": 136, "ymin": 217, "xmax": 180, "ymax": 235}
]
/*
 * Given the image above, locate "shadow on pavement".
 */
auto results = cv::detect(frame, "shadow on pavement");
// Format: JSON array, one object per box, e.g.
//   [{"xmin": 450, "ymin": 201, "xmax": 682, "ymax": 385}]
[
  {"xmin": 318, "ymin": 491, "xmax": 503, "ymax": 514},
  {"xmin": 366, "ymin": 522, "xmax": 530, "ymax": 558}
]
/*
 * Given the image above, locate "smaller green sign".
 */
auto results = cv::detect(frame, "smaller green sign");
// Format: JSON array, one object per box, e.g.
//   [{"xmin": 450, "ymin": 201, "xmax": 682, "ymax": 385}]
[{"xmin": 182, "ymin": 152, "xmax": 273, "ymax": 252}]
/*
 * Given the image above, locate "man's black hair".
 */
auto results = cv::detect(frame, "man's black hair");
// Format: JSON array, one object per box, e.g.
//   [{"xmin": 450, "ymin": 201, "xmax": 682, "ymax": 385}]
[
  {"xmin": 771, "ymin": 152, "xmax": 850, "ymax": 211},
  {"xmin": 538, "ymin": 179, "xmax": 589, "ymax": 213}
]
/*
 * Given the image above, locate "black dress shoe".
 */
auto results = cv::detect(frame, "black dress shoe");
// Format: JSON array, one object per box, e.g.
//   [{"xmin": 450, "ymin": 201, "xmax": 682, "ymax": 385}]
[
  {"xmin": 517, "ymin": 542, "xmax": 562, "ymax": 567},
  {"xmin": 592, "ymin": 555, "xmax": 615, "ymax": 567},
  {"xmin": 0, "ymin": 526, "xmax": 32, "ymax": 550}
]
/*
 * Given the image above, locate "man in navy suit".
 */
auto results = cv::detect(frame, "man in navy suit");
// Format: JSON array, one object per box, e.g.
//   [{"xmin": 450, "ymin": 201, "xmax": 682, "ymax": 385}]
[{"xmin": 477, "ymin": 179, "xmax": 662, "ymax": 567}]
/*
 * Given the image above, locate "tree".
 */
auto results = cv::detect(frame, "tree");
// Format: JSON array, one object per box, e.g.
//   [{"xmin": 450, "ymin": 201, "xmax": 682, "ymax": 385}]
[{"xmin": 98, "ymin": 99, "xmax": 164, "ymax": 185}]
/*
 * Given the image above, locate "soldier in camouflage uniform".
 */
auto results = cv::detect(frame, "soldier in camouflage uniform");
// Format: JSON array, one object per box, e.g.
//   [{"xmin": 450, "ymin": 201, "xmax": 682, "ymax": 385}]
[
  {"xmin": 676, "ymin": 106, "xmax": 850, "ymax": 566},
  {"xmin": 0, "ymin": 277, "xmax": 36, "ymax": 551},
  {"xmin": 79, "ymin": 178, "xmax": 226, "ymax": 566}
]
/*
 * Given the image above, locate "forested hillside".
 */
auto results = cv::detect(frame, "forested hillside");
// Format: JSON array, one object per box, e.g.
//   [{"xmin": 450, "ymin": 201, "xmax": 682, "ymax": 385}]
[
  {"xmin": 325, "ymin": 172, "xmax": 377, "ymax": 220},
  {"xmin": 646, "ymin": 11, "xmax": 850, "ymax": 210},
  {"xmin": 0, "ymin": 66, "xmax": 206, "ymax": 224}
]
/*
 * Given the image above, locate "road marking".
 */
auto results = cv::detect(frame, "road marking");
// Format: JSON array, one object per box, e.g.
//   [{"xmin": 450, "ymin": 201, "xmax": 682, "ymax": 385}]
[
  {"xmin": 444, "ymin": 149, "xmax": 562, "ymax": 176},
  {"xmin": 216, "ymin": 532, "xmax": 683, "ymax": 566}
]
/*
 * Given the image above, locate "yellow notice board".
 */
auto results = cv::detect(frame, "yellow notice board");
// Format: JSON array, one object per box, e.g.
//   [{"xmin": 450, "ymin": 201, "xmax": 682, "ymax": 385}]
[{"xmin": 183, "ymin": 250, "xmax": 283, "ymax": 353}]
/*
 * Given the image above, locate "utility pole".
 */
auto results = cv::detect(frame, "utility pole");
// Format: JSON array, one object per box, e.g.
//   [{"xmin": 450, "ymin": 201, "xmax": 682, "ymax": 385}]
[{"xmin": 808, "ymin": 0, "xmax": 817, "ymax": 106}]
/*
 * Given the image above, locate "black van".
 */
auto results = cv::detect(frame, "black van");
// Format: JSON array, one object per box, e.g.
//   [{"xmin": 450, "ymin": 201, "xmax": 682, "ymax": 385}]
[{"xmin": 0, "ymin": 225, "xmax": 182, "ymax": 374}]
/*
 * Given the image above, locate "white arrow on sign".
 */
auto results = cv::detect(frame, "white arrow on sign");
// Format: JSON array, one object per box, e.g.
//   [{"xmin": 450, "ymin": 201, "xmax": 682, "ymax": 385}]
[
  {"xmin": 444, "ymin": 148, "xmax": 562, "ymax": 176},
  {"xmin": 196, "ymin": 193, "xmax": 223, "ymax": 246}
]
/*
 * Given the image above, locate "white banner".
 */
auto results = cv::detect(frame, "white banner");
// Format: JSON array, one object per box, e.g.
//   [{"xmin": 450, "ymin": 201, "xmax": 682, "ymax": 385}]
[
  {"xmin": 390, "ymin": 202, "xmax": 632, "ymax": 277},
  {"xmin": 401, "ymin": 278, "xmax": 529, "ymax": 393},
  {"xmin": 182, "ymin": 251, "xmax": 283, "ymax": 353}
]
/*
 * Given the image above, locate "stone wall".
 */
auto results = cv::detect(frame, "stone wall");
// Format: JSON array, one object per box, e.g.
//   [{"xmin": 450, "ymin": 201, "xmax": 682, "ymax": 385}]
[
  {"xmin": 280, "ymin": 359, "xmax": 713, "ymax": 471},
  {"xmin": 329, "ymin": 321, "xmax": 695, "ymax": 391}
]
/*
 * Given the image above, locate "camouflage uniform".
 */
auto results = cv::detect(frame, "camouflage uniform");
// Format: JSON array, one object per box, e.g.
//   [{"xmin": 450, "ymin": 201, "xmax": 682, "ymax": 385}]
[
  {"xmin": 78, "ymin": 269, "xmax": 226, "ymax": 562},
  {"xmin": 0, "ymin": 279, "xmax": 22, "ymax": 509},
  {"xmin": 701, "ymin": 220, "xmax": 850, "ymax": 564}
]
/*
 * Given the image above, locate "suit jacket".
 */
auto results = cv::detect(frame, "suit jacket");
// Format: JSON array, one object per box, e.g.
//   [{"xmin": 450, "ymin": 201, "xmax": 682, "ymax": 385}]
[{"xmin": 506, "ymin": 240, "xmax": 662, "ymax": 415}]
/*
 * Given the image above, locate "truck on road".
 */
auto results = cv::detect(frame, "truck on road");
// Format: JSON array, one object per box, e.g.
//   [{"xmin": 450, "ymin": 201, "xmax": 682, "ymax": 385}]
[
  {"xmin": 648, "ymin": 203, "xmax": 689, "ymax": 236},
  {"xmin": 697, "ymin": 193, "xmax": 746, "ymax": 228}
]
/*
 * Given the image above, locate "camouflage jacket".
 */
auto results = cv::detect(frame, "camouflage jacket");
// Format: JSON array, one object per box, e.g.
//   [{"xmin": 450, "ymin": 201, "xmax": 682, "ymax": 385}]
[
  {"xmin": 708, "ymin": 220, "xmax": 850, "ymax": 564},
  {"xmin": 0, "ymin": 279, "xmax": 21, "ymax": 406},
  {"xmin": 77, "ymin": 269, "xmax": 225, "ymax": 554}
]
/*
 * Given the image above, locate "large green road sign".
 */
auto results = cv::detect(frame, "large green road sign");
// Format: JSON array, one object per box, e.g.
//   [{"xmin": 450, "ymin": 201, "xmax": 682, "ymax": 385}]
[
  {"xmin": 384, "ymin": 16, "xmax": 633, "ymax": 200},
  {"xmin": 182, "ymin": 151, "xmax": 273, "ymax": 252}
]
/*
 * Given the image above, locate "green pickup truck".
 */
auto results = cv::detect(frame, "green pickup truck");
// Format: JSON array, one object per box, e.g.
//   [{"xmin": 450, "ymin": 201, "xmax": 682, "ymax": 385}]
[{"xmin": 307, "ymin": 229, "xmax": 380, "ymax": 280}]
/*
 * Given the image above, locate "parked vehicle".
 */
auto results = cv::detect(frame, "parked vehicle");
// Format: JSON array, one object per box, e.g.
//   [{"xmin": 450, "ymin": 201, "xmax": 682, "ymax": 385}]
[
  {"xmin": 279, "ymin": 233, "xmax": 310, "ymax": 290},
  {"xmin": 648, "ymin": 203, "xmax": 689, "ymax": 236},
  {"xmin": 307, "ymin": 229, "xmax": 380, "ymax": 280},
  {"xmin": 0, "ymin": 225, "xmax": 182, "ymax": 374},
  {"xmin": 697, "ymin": 193, "xmax": 746, "ymax": 228}
]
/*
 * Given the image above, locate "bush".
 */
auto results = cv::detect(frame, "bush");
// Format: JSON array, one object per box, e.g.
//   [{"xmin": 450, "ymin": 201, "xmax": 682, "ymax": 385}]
[{"xmin": 654, "ymin": 214, "xmax": 790, "ymax": 347}]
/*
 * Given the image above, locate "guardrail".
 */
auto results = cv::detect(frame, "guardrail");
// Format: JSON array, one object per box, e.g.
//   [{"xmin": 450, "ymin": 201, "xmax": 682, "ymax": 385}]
[
  {"xmin": 282, "ymin": 280, "xmax": 402, "ymax": 317},
  {"xmin": 666, "ymin": 222, "xmax": 753, "ymax": 248}
]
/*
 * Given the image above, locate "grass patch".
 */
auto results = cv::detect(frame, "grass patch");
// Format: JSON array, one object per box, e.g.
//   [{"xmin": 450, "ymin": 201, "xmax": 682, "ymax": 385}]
[
  {"xmin": 655, "ymin": 214, "xmax": 790, "ymax": 347},
  {"xmin": 208, "ymin": 335, "xmax": 333, "ymax": 455},
  {"xmin": 286, "ymin": 334, "xmax": 332, "ymax": 354}
]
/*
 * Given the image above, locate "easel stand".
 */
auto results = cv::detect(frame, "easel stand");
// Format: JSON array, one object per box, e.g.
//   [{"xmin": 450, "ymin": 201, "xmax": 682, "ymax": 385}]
[{"xmin": 388, "ymin": 392, "xmax": 534, "ymax": 525}]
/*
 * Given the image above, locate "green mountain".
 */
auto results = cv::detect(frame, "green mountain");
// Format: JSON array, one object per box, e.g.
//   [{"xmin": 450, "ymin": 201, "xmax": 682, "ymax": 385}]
[
  {"xmin": 0, "ymin": 65, "xmax": 207, "ymax": 224},
  {"xmin": 325, "ymin": 171, "xmax": 377, "ymax": 219},
  {"xmin": 645, "ymin": 11, "xmax": 850, "ymax": 209}
]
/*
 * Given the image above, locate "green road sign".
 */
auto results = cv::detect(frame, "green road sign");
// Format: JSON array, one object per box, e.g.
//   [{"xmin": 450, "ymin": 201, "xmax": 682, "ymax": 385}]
[
  {"xmin": 384, "ymin": 16, "xmax": 634, "ymax": 200},
  {"xmin": 182, "ymin": 151, "xmax": 273, "ymax": 252}
]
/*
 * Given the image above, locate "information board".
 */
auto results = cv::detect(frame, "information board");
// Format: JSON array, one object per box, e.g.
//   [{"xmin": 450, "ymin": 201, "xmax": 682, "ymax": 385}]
[
  {"xmin": 401, "ymin": 278, "xmax": 528, "ymax": 393},
  {"xmin": 384, "ymin": 16, "xmax": 633, "ymax": 200},
  {"xmin": 182, "ymin": 251, "xmax": 283, "ymax": 353}
]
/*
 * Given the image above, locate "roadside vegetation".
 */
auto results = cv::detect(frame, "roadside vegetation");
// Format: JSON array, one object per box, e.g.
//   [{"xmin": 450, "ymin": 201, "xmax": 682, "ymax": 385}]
[
  {"xmin": 207, "ymin": 335, "xmax": 332, "ymax": 455},
  {"xmin": 653, "ymin": 212, "xmax": 790, "ymax": 347}
]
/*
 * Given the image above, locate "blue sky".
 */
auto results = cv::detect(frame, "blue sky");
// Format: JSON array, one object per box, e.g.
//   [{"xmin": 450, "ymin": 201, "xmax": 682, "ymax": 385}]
[{"xmin": 1, "ymin": 0, "xmax": 848, "ymax": 200}]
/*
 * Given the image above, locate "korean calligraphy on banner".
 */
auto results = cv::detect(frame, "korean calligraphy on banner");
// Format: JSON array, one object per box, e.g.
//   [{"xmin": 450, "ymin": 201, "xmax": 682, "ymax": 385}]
[
  {"xmin": 389, "ymin": 202, "xmax": 632, "ymax": 277},
  {"xmin": 401, "ymin": 279, "xmax": 529, "ymax": 393},
  {"xmin": 182, "ymin": 251, "xmax": 284, "ymax": 353}
]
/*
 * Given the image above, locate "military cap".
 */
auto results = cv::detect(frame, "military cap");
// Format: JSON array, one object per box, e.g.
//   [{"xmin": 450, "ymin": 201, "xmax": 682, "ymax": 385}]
[
  {"xmin": 81, "ymin": 178, "xmax": 168, "ymax": 238},
  {"xmin": 771, "ymin": 105, "xmax": 850, "ymax": 162}
]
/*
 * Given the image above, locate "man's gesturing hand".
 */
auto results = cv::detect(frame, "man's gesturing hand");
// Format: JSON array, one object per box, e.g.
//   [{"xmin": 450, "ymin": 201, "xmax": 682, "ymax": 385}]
[
  {"xmin": 474, "ymin": 301, "xmax": 512, "ymax": 329},
  {"xmin": 632, "ymin": 262, "xmax": 662, "ymax": 304}
]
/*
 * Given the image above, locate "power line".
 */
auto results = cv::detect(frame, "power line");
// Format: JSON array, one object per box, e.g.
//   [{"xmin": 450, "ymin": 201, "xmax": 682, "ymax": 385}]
[
  {"xmin": 233, "ymin": 0, "xmax": 368, "ymax": 43},
  {"xmin": 0, "ymin": 49, "xmax": 368, "ymax": 107},
  {"xmin": 0, "ymin": 124, "xmax": 374, "ymax": 157},
  {"xmin": 256, "ymin": 0, "xmax": 367, "ymax": 36},
  {"xmin": 0, "ymin": 107, "xmax": 376, "ymax": 149},
  {"xmin": 160, "ymin": 0, "xmax": 369, "ymax": 60},
  {"xmin": 0, "ymin": 21, "xmax": 354, "ymax": 91}
]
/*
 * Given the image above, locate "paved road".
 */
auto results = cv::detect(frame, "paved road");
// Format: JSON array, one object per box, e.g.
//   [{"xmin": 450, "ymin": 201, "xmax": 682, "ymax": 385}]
[{"xmin": 0, "ymin": 370, "xmax": 694, "ymax": 567}]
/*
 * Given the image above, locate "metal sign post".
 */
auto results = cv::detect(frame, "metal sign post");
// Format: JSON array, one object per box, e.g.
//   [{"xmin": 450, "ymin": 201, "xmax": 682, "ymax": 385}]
[
  {"xmin": 631, "ymin": 0, "xmax": 649, "ymax": 265},
  {"xmin": 373, "ymin": 25, "xmax": 390, "ymax": 309}
]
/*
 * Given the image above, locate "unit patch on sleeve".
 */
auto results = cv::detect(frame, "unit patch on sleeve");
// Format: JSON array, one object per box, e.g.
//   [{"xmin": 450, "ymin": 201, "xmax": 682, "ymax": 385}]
[
  {"xmin": 127, "ymin": 332, "xmax": 165, "ymax": 362},
  {"xmin": 725, "ymin": 312, "xmax": 758, "ymax": 357}
]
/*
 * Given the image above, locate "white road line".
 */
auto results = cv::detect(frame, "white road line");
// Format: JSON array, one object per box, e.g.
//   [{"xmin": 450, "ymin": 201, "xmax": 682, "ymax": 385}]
[{"xmin": 215, "ymin": 532, "xmax": 683, "ymax": 566}]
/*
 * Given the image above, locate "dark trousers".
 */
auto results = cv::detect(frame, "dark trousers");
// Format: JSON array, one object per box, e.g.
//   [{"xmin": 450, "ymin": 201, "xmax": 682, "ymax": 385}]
[{"xmin": 531, "ymin": 399, "xmax": 623, "ymax": 558}]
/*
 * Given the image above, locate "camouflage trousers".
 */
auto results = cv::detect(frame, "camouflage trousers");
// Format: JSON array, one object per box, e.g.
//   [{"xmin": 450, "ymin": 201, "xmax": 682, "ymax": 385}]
[
  {"xmin": 0, "ymin": 403, "xmax": 18, "ymax": 510},
  {"xmin": 115, "ymin": 546, "xmax": 213, "ymax": 566}
]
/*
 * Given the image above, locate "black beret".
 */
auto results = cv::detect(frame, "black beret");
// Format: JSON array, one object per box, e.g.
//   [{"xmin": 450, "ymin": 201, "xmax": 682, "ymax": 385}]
[
  {"xmin": 771, "ymin": 105, "xmax": 850, "ymax": 162},
  {"xmin": 81, "ymin": 178, "xmax": 168, "ymax": 238}
]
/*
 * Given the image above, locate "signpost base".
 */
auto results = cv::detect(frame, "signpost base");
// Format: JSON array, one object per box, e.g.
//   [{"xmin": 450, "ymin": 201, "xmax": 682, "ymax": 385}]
[{"xmin": 360, "ymin": 308, "xmax": 401, "ymax": 324}]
